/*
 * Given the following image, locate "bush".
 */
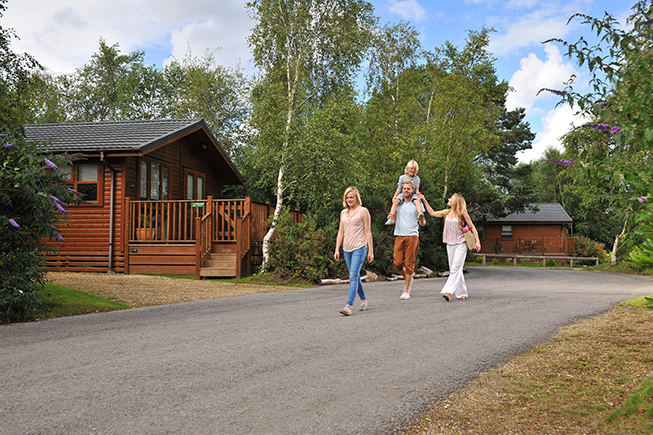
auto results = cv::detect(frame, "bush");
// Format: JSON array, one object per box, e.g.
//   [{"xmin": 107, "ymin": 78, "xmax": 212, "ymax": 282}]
[
  {"xmin": 545, "ymin": 258, "xmax": 556, "ymax": 267},
  {"xmin": 267, "ymin": 210, "xmax": 332, "ymax": 283},
  {"xmin": 574, "ymin": 235, "xmax": 609, "ymax": 265},
  {"xmin": 1, "ymin": 136, "xmax": 76, "ymax": 320}
]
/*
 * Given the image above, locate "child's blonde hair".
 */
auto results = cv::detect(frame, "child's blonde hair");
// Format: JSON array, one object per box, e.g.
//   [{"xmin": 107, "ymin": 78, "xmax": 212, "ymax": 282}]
[
  {"xmin": 342, "ymin": 186, "xmax": 362, "ymax": 209},
  {"xmin": 405, "ymin": 160, "xmax": 419, "ymax": 175}
]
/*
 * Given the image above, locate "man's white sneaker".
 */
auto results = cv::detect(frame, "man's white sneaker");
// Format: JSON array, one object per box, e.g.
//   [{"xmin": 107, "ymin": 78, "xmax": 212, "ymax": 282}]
[{"xmin": 399, "ymin": 292, "xmax": 410, "ymax": 300}]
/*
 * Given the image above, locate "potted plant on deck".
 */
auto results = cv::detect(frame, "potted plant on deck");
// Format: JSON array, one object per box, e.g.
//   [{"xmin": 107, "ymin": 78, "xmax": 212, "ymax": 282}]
[{"xmin": 136, "ymin": 212, "xmax": 156, "ymax": 241}]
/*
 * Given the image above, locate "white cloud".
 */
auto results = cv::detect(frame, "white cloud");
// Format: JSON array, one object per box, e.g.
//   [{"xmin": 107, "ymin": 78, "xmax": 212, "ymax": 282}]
[
  {"xmin": 518, "ymin": 105, "xmax": 587, "ymax": 163},
  {"xmin": 3, "ymin": 0, "xmax": 253, "ymax": 74},
  {"xmin": 506, "ymin": 44, "xmax": 581, "ymax": 112},
  {"xmin": 387, "ymin": 0, "xmax": 427, "ymax": 22},
  {"xmin": 488, "ymin": 4, "xmax": 579, "ymax": 56}
]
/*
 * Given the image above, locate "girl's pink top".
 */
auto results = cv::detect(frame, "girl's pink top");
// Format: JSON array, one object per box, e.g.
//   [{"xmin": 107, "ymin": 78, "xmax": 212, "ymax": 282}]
[
  {"xmin": 342, "ymin": 206, "xmax": 368, "ymax": 252},
  {"xmin": 442, "ymin": 216, "xmax": 465, "ymax": 245}
]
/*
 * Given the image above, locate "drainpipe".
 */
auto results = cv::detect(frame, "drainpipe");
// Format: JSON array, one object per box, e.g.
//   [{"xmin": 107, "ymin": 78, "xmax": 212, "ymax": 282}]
[{"xmin": 101, "ymin": 152, "xmax": 116, "ymax": 274}]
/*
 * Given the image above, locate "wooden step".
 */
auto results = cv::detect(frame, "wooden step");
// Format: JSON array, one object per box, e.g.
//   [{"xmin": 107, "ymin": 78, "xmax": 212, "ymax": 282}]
[{"xmin": 200, "ymin": 252, "xmax": 237, "ymax": 277}]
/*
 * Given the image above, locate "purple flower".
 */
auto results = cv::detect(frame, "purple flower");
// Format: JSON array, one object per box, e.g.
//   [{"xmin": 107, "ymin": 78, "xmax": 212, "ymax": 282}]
[
  {"xmin": 9, "ymin": 218, "xmax": 20, "ymax": 228},
  {"xmin": 596, "ymin": 102, "xmax": 607, "ymax": 107},
  {"xmin": 44, "ymin": 158, "xmax": 58, "ymax": 170},
  {"xmin": 67, "ymin": 187, "xmax": 80, "ymax": 195},
  {"xmin": 49, "ymin": 194, "xmax": 62, "ymax": 203},
  {"xmin": 639, "ymin": 196, "xmax": 650, "ymax": 204},
  {"xmin": 547, "ymin": 159, "xmax": 572, "ymax": 168},
  {"xmin": 610, "ymin": 126, "xmax": 621, "ymax": 135},
  {"xmin": 4, "ymin": 143, "xmax": 13, "ymax": 148},
  {"xmin": 55, "ymin": 202, "xmax": 68, "ymax": 213},
  {"xmin": 55, "ymin": 234, "xmax": 65, "ymax": 243},
  {"xmin": 597, "ymin": 124, "xmax": 611, "ymax": 134}
]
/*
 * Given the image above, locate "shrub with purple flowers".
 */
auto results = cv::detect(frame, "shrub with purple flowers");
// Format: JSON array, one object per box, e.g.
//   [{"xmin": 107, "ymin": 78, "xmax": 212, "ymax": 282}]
[{"xmin": 1, "ymin": 133, "xmax": 77, "ymax": 321}]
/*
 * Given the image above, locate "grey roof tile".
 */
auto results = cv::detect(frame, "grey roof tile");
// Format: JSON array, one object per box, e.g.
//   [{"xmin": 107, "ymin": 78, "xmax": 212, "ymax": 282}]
[
  {"xmin": 25, "ymin": 119, "xmax": 204, "ymax": 153},
  {"xmin": 488, "ymin": 203, "xmax": 572, "ymax": 223}
]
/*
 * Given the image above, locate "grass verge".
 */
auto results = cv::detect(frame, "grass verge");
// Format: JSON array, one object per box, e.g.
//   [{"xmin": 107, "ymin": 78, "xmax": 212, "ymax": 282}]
[
  {"xmin": 16, "ymin": 283, "xmax": 130, "ymax": 322},
  {"xmin": 402, "ymin": 300, "xmax": 653, "ymax": 435}
]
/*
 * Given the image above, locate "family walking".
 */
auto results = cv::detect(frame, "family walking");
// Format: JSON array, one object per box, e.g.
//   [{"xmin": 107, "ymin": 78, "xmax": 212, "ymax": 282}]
[{"xmin": 334, "ymin": 161, "xmax": 481, "ymax": 315}]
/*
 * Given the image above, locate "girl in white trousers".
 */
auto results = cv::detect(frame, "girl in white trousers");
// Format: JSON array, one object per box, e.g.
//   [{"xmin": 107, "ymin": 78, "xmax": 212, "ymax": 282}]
[
  {"xmin": 442, "ymin": 242, "xmax": 468, "ymax": 299},
  {"xmin": 419, "ymin": 193, "xmax": 481, "ymax": 301}
]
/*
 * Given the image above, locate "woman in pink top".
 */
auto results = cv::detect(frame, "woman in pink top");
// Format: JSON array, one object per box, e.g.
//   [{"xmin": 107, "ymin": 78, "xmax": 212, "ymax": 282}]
[
  {"xmin": 334, "ymin": 187, "xmax": 374, "ymax": 316},
  {"xmin": 420, "ymin": 193, "xmax": 480, "ymax": 301}
]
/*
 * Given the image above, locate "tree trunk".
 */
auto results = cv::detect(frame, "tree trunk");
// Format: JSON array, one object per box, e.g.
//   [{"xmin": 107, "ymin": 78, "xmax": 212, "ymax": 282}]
[
  {"xmin": 261, "ymin": 162, "xmax": 285, "ymax": 272},
  {"xmin": 611, "ymin": 216, "xmax": 628, "ymax": 266}
]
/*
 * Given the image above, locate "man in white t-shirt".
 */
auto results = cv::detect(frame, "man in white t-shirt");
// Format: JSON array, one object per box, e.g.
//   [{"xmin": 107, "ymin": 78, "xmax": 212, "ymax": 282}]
[{"xmin": 392, "ymin": 180, "xmax": 426, "ymax": 300}]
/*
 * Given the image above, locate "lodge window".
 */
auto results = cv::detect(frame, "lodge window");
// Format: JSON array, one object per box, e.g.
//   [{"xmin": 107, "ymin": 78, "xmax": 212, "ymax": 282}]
[
  {"xmin": 185, "ymin": 169, "xmax": 205, "ymax": 200},
  {"xmin": 60, "ymin": 162, "xmax": 101, "ymax": 203},
  {"xmin": 501, "ymin": 225, "xmax": 512, "ymax": 239},
  {"xmin": 139, "ymin": 159, "xmax": 170, "ymax": 200},
  {"xmin": 477, "ymin": 225, "xmax": 485, "ymax": 240}
]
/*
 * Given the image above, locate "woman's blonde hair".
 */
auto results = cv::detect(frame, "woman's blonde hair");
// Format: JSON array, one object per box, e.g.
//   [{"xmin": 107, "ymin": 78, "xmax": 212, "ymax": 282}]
[
  {"xmin": 405, "ymin": 160, "xmax": 419, "ymax": 175},
  {"xmin": 342, "ymin": 186, "xmax": 362, "ymax": 209},
  {"xmin": 449, "ymin": 193, "xmax": 467, "ymax": 228}
]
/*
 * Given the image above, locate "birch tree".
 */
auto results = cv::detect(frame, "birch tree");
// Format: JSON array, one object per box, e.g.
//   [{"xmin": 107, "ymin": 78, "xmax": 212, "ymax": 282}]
[{"xmin": 246, "ymin": 0, "xmax": 374, "ymax": 268}]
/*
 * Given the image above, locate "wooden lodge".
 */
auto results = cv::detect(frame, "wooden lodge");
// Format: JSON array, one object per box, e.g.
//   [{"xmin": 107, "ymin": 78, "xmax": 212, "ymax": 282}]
[
  {"xmin": 477, "ymin": 203, "xmax": 575, "ymax": 256},
  {"xmin": 26, "ymin": 119, "xmax": 302, "ymax": 279}
]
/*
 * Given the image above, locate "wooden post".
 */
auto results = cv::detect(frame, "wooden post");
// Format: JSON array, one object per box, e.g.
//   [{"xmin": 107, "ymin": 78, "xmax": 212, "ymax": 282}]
[
  {"xmin": 542, "ymin": 257, "xmax": 546, "ymax": 267},
  {"xmin": 570, "ymin": 258, "xmax": 574, "ymax": 267},
  {"xmin": 245, "ymin": 197, "xmax": 251, "ymax": 276},
  {"xmin": 195, "ymin": 217, "xmax": 201, "ymax": 280},
  {"xmin": 235, "ymin": 216, "xmax": 242, "ymax": 279},
  {"xmin": 514, "ymin": 257, "xmax": 517, "ymax": 266},
  {"xmin": 207, "ymin": 196, "xmax": 213, "ymax": 246},
  {"xmin": 482, "ymin": 255, "xmax": 487, "ymax": 266},
  {"xmin": 124, "ymin": 197, "xmax": 131, "ymax": 275}
]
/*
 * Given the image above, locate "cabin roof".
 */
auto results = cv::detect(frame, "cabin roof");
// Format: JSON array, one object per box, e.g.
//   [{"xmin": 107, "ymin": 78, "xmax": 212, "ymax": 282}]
[
  {"xmin": 24, "ymin": 118, "xmax": 243, "ymax": 185},
  {"xmin": 488, "ymin": 203, "xmax": 572, "ymax": 224}
]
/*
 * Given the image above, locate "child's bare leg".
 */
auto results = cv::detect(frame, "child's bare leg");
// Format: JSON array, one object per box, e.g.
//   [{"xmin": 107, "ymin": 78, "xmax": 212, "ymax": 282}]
[
  {"xmin": 385, "ymin": 201, "xmax": 399, "ymax": 225},
  {"xmin": 414, "ymin": 198, "xmax": 424, "ymax": 217}
]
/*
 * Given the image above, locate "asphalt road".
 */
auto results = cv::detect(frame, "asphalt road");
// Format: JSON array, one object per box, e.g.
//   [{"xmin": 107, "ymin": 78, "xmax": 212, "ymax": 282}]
[{"xmin": 2, "ymin": 267, "xmax": 652, "ymax": 435}]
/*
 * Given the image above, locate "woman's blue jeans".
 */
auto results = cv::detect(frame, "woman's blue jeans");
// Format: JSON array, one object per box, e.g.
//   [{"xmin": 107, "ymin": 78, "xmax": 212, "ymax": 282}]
[{"xmin": 344, "ymin": 246, "xmax": 367, "ymax": 308}]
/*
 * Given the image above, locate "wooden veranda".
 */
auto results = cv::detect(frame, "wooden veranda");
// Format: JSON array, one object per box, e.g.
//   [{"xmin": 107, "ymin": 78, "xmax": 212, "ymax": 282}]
[
  {"xmin": 123, "ymin": 197, "xmax": 304, "ymax": 279},
  {"xmin": 480, "ymin": 236, "xmax": 576, "ymax": 256}
]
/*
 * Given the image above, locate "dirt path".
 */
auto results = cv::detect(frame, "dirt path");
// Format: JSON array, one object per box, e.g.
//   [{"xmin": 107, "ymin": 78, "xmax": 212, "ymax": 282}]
[{"xmin": 48, "ymin": 272, "xmax": 295, "ymax": 307}]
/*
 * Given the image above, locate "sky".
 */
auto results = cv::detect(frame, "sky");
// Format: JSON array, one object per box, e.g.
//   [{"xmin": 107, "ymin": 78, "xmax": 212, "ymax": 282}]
[{"xmin": 1, "ymin": 0, "xmax": 636, "ymax": 163}]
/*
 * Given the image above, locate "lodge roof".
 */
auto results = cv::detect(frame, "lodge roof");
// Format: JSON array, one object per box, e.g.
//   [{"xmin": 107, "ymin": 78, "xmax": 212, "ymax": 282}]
[
  {"xmin": 25, "ymin": 119, "xmax": 211, "ymax": 153},
  {"xmin": 24, "ymin": 118, "xmax": 243, "ymax": 185},
  {"xmin": 488, "ymin": 203, "xmax": 572, "ymax": 224}
]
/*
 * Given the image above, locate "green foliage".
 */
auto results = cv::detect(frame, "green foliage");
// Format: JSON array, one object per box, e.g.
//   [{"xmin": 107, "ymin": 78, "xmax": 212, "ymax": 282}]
[
  {"xmin": 630, "ymin": 204, "xmax": 653, "ymax": 271},
  {"xmin": 0, "ymin": 137, "xmax": 76, "ymax": 319},
  {"xmin": 573, "ymin": 235, "xmax": 609, "ymax": 264},
  {"xmin": 0, "ymin": 1, "xmax": 76, "ymax": 320},
  {"xmin": 546, "ymin": 1, "xmax": 653, "ymax": 267},
  {"xmin": 161, "ymin": 49, "xmax": 248, "ymax": 153},
  {"xmin": 545, "ymin": 259, "xmax": 555, "ymax": 267},
  {"xmin": 267, "ymin": 210, "xmax": 332, "ymax": 283}
]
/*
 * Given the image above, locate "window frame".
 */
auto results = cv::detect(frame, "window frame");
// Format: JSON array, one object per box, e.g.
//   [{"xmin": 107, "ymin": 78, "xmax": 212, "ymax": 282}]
[
  {"xmin": 60, "ymin": 160, "xmax": 103, "ymax": 206},
  {"xmin": 184, "ymin": 168, "xmax": 206, "ymax": 200},
  {"xmin": 138, "ymin": 157, "xmax": 171, "ymax": 201},
  {"xmin": 501, "ymin": 224, "xmax": 513, "ymax": 240}
]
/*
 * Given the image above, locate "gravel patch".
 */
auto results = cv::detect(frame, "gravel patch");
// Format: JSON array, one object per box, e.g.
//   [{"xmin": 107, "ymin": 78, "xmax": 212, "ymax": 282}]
[{"xmin": 48, "ymin": 272, "xmax": 295, "ymax": 307}]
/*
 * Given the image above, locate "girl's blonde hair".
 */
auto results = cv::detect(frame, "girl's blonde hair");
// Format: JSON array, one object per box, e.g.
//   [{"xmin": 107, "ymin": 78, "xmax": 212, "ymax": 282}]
[
  {"xmin": 405, "ymin": 160, "xmax": 419, "ymax": 175},
  {"xmin": 449, "ymin": 193, "xmax": 467, "ymax": 228},
  {"xmin": 342, "ymin": 186, "xmax": 362, "ymax": 209}
]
